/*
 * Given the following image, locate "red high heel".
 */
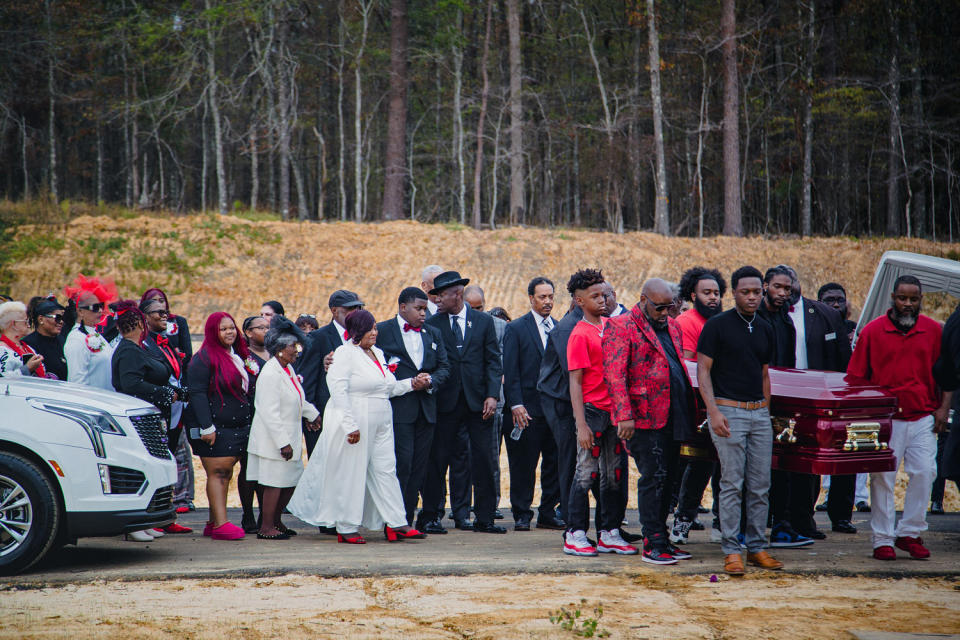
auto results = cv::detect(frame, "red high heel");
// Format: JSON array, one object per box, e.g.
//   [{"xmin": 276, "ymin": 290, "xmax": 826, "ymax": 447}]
[
  {"xmin": 337, "ymin": 533, "xmax": 366, "ymax": 544},
  {"xmin": 385, "ymin": 525, "xmax": 427, "ymax": 541}
]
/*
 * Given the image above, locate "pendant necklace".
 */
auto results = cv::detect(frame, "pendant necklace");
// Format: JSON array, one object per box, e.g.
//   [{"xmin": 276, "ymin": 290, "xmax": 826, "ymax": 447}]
[{"xmin": 735, "ymin": 309, "xmax": 756, "ymax": 334}]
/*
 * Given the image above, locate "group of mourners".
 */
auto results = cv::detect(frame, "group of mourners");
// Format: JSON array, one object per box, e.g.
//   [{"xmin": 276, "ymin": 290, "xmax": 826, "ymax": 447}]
[{"xmin": 0, "ymin": 261, "xmax": 956, "ymax": 574}]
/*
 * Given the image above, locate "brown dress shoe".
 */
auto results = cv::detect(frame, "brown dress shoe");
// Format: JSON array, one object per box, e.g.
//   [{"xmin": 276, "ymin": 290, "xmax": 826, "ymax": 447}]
[
  {"xmin": 746, "ymin": 550, "xmax": 784, "ymax": 570},
  {"xmin": 724, "ymin": 553, "xmax": 745, "ymax": 575}
]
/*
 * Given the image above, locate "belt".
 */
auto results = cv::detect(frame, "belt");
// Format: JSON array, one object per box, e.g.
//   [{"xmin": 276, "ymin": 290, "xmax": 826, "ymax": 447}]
[{"xmin": 715, "ymin": 398, "xmax": 768, "ymax": 410}]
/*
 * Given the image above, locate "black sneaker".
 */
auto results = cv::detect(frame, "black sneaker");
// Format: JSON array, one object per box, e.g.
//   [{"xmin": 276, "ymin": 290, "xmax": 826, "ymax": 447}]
[
  {"xmin": 666, "ymin": 542, "xmax": 692, "ymax": 560},
  {"xmin": 641, "ymin": 538, "xmax": 678, "ymax": 565}
]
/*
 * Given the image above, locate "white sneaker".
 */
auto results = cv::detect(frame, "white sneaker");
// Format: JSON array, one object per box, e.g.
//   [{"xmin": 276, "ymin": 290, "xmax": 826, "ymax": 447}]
[
  {"xmin": 563, "ymin": 530, "xmax": 598, "ymax": 557},
  {"xmin": 710, "ymin": 526, "xmax": 722, "ymax": 543},
  {"xmin": 597, "ymin": 529, "xmax": 639, "ymax": 555},
  {"xmin": 125, "ymin": 529, "xmax": 155, "ymax": 542},
  {"xmin": 150, "ymin": 528, "xmax": 166, "ymax": 537},
  {"xmin": 670, "ymin": 518, "xmax": 692, "ymax": 545}
]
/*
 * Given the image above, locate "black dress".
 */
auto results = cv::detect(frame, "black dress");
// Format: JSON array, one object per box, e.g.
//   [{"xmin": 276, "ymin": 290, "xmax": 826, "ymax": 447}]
[
  {"xmin": 186, "ymin": 350, "xmax": 254, "ymax": 458},
  {"xmin": 22, "ymin": 331, "xmax": 67, "ymax": 380},
  {"xmin": 111, "ymin": 339, "xmax": 180, "ymax": 430}
]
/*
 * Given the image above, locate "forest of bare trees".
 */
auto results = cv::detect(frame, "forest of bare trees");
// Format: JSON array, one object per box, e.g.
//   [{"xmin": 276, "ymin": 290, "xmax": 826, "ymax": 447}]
[{"xmin": 1, "ymin": 0, "xmax": 958, "ymax": 238}]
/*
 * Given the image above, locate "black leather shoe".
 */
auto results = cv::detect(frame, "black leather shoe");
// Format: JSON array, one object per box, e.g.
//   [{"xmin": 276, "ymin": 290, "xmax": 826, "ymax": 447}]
[
  {"xmin": 619, "ymin": 528, "xmax": 643, "ymax": 544},
  {"xmin": 798, "ymin": 529, "xmax": 827, "ymax": 540},
  {"xmin": 536, "ymin": 514, "xmax": 566, "ymax": 530},
  {"xmin": 423, "ymin": 518, "xmax": 448, "ymax": 534},
  {"xmin": 515, "ymin": 518, "xmax": 531, "ymax": 531},
  {"xmin": 241, "ymin": 513, "xmax": 259, "ymax": 534},
  {"xmin": 494, "ymin": 509, "xmax": 505, "ymax": 520},
  {"xmin": 454, "ymin": 519, "xmax": 474, "ymax": 531},
  {"xmin": 856, "ymin": 501, "xmax": 871, "ymax": 513},
  {"xmin": 473, "ymin": 521, "xmax": 507, "ymax": 534},
  {"xmin": 697, "ymin": 505, "xmax": 710, "ymax": 514},
  {"xmin": 689, "ymin": 519, "xmax": 705, "ymax": 531},
  {"xmin": 929, "ymin": 501, "xmax": 945, "ymax": 515},
  {"xmin": 832, "ymin": 520, "xmax": 857, "ymax": 534},
  {"xmin": 815, "ymin": 502, "xmax": 828, "ymax": 512},
  {"xmin": 318, "ymin": 525, "xmax": 337, "ymax": 535}
]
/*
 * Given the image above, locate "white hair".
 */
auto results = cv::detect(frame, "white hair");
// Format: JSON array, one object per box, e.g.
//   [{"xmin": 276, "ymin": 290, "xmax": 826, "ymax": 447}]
[
  {"xmin": 420, "ymin": 265, "xmax": 443, "ymax": 281},
  {"xmin": 0, "ymin": 301, "xmax": 27, "ymax": 331}
]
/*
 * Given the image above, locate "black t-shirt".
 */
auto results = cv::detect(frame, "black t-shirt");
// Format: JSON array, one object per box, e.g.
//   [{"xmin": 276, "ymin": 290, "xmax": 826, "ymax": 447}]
[
  {"xmin": 21, "ymin": 331, "xmax": 68, "ymax": 380},
  {"xmin": 696, "ymin": 308, "xmax": 773, "ymax": 402},
  {"xmin": 654, "ymin": 325, "xmax": 693, "ymax": 440}
]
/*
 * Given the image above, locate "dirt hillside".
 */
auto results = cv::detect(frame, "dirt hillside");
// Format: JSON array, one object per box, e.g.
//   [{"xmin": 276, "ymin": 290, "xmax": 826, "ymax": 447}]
[{"xmin": 9, "ymin": 215, "xmax": 960, "ymax": 325}]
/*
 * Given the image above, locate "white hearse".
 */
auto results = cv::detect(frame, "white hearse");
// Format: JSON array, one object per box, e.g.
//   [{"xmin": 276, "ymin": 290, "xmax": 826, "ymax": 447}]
[{"xmin": 0, "ymin": 377, "xmax": 176, "ymax": 574}]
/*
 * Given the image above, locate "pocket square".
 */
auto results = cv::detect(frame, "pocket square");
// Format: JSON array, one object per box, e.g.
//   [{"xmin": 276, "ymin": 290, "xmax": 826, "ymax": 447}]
[{"xmin": 387, "ymin": 356, "xmax": 401, "ymax": 366}]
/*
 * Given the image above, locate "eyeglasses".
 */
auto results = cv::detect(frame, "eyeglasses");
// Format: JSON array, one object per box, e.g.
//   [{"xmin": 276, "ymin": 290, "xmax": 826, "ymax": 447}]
[
  {"xmin": 248, "ymin": 324, "xmax": 269, "ymax": 331},
  {"xmin": 42, "ymin": 314, "xmax": 64, "ymax": 323},
  {"xmin": 78, "ymin": 303, "xmax": 104, "ymax": 312}
]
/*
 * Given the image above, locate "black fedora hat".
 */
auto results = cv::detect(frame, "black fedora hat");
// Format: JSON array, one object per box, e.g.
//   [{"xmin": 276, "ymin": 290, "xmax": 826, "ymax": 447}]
[{"xmin": 429, "ymin": 271, "xmax": 470, "ymax": 295}]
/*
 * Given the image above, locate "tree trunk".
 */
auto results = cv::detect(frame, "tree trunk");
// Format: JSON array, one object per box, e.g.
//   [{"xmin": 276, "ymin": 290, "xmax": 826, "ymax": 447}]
[
  {"xmin": 452, "ymin": 33, "xmax": 466, "ymax": 225},
  {"xmin": 885, "ymin": 0, "xmax": 901, "ymax": 235},
  {"xmin": 471, "ymin": 0, "xmax": 494, "ymax": 229},
  {"xmin": 20, "ymin": 117, "xmax": 29, "ymax": 201},
  {"xmin": 96, "ymin": 122, "xmax": 103, "ymax": 204},
  {"xmin": 204, "ymin": 0, "xmax": 228, "ymax": 215},
  {"xmin": 696, "ymin": 55, "xmax": 709, "ymax": 238},
  {"xmin": 800, "ymin": 0, "xmax": 815, "ymax": 236},
  {"xmin": 720, "ymin": 0, "xmax": 742, "ymax": 235},
  {"xmin": 381, "ymin": 0, "xmax": 408, "ymax": 220},
  {"xmin": 647, "ymin": 0, "xmax": 669, "ymax": 235},
  {"xmin": 354, "ymin": 0, "xmax": 371, "ymax": 222},
  {"xmin": 337, "ymin": 3, "xmax": 347, "ymax": 220},
  {"xmin": 506, "ymin": 0, "xmax": 524, "ymax": 225},
  {"xmin": 250, "ymin": 127, "xmax": 259, "ymax": 210},
  {"xmin": 278, "ymin": 58, "xmax": 292, "ymax": 220}
]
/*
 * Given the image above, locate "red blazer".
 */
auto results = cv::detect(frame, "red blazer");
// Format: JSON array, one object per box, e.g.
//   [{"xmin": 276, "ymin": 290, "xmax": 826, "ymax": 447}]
[{"xmin": 602, "ymin": 304, "xmax": 687, "ymax": 429}]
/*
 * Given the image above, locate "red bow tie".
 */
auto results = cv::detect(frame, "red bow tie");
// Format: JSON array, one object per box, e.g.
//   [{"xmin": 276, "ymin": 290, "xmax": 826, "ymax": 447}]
[
  {"xmin": 156, "ymin": 335, "xmax": 169, "ymax": 348},
  {"xmin": 403, "ymin": 323, "xmax": 421, "ymax": 333},
  {"xmin": 343, "ymin": 330, "xmax": 349, "ymax": 340}
]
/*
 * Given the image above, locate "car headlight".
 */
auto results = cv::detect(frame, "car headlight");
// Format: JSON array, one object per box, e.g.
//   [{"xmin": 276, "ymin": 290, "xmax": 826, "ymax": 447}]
[{"xmin": 29, "ymin": 399, "xmax": 126, "ymax": 458}]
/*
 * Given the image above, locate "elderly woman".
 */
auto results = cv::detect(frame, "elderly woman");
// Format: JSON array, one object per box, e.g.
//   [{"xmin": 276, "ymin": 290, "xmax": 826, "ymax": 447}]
[
  {"xmin": 187, "ymin": 312, "xmax": 257, "ymax": 541},
  {"xmin": 111, "ymin": 300, "xmax": 189, "ymax": 540},
  {"xmin": 0, "ymin": 301, "xmax": 46, "ymax": 377},
  {"xmin": 289, "ymin": 310, "xmax": 429, "ymax": 544},
  {"xmin": 246, "ymin": 318, "xmax": 319, "ymax": 539},
  {"xmin": 63, "ymin": 274, "xmax": 117, "ymax": 390}
]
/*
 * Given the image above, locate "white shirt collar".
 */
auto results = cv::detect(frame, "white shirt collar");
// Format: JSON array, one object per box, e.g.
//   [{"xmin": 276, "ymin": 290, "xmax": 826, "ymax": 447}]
[
  {"xmin": 333, "ymin": 320, "xmax": 347, "ymax": 342},
  {"xmin": 452, "ymin": 304, "xmax": 468, "ymax": 323}
]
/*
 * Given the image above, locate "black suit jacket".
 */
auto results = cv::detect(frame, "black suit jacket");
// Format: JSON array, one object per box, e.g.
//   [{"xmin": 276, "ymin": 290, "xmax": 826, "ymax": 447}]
[
  {"xmin": 376, "ymin": 318, "xmax": 450, "ymax": 424},
  {"xmin": 503, "ymin": 311, "xmax": 552, "ymax": 417},
  {"xmin": 298, "ymin": 322, "xmax": 341, "ymax": 411},
  {"xmin": 537, "ymin": 306, "xmax": 583, "ymax": 401},
  {"xmin": 426, "ymin": 307, "xmax": 502, "ymax": 413},
  {"xmin": 799, "ymin": 297, "xmax": 852, "ymax": 372}
]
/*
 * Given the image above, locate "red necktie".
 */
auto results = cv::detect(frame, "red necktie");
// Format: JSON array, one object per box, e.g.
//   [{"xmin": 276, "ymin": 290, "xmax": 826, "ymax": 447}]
[{"xmin": 403, "ymin": 323, "xmax": 421, "ymax": 333}]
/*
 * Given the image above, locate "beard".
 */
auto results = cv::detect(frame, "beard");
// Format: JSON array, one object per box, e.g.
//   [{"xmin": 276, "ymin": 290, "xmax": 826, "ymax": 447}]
[
  {"xmin": 644, "ymin": 309, "xmax": 668, "ymax": 330},
  {"xmin": 694, "ymin": 297, "xmax": 722, "ymax": 319},
  {"xmin": 890, "ymin": 304, "xmax": 920, "ymax": 330},
  {"xmin": 765, "ymin": 291, "xmax": 786, "ymax": 310}
]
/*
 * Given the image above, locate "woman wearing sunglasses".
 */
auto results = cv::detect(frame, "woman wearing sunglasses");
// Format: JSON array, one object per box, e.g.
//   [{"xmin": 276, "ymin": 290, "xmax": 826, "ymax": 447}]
[
  {"xmin": 22, "ymin": 297, "xmax": 68, "ymax": 380},
  {"xmin": 0, "ymin": 301, "xmax": 46, "ymax": 377},
  {"xmin": 63, "ymin": 274, "xmax": 118, "ymax": 390}
]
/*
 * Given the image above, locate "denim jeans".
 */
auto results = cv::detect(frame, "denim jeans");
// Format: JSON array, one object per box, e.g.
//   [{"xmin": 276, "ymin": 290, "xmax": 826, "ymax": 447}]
[
  {"xmin": 628, "ymin": 420, "xmax": 680, "ymax": 545},
  {"xmin": 709, "ymin": 404, "xmax": 772, "ymax": 554},
  {"xmin": 566, "ymin": 404, "xmax": 624, "ymax": 533}
]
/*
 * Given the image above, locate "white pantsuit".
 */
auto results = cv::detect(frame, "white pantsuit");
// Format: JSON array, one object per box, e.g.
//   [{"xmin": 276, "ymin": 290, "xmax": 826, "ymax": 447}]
[
  {"xmin": 870, "ymin": 415, "xmax": 938, "ymax": 548},
  {"xmin": 289, "ymin": 343, "xmax": 414, "ymax": 534}
]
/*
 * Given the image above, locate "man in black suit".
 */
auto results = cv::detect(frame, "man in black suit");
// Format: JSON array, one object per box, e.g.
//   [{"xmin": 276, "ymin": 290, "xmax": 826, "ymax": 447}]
[
  {"xmin": 298, "ymin": 289, "xmax": 364, "ymax": 457},
  {"xmin": 376, "ymin": 287, "xmax": 450, "ymax": 526},
  {"xmin": 503, "ymin": 277, "xmax": 565, "ymax": 531},
  {"xmin": 420, "ymin": 271, "xmax": 506, "ymax": 534}
]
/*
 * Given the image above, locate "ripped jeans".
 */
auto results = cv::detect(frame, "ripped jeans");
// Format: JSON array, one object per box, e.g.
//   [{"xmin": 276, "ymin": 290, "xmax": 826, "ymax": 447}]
[{"xmin": 565, "ymin": 404, "xmax": 625, "ymax": 533}]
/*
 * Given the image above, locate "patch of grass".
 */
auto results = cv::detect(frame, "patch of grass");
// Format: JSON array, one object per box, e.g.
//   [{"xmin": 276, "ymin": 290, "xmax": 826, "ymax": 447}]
[
  {"xmin": 557, "ymin": 232, "xmax": 573, "ymax": 240},
  {"xmin": 232, "ymin": 223, "xmax": 281, "ymax": 245},
  {"xmin": 549, "ymin": 599, "xmax": 609, "ymax": 638},
  {"xmin": 78, "ymin": 236, "xmax": 127, "ymax": 254},
  {"xmin": 132, "ymin": 250, "xmax": 192, "ymax": 274},
  {"xmin": 443, "ymin": 220, "xmax": 467, "ymax": 231},
  {"xmin": 7, "ymin": 234, "xmax": 66, "ymax": 260},
  {"xmin": 504, "ymin": 234, "xmax": 518, "ymax": 242},
  {"xmin": 229, "ymin": 209, "xmax": 283, "ymax": 223}
]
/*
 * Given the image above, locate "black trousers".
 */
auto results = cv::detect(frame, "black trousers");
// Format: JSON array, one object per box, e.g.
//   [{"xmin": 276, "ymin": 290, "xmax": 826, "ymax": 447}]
[
  {"xmin": 675, "ymin": 459, "xmax": 716, "ymax": 522},
  {"xmin": 826, "ymin": 473, "xmax": 855, "ymax": 524},
  {"xmin": 420, "ymin": 396, "xmax": 498, "ymax": 525},
  {"xmin": 542, "ymin": 395, "xmax": 577, "ymax": 520},
  {"xmin": 393, "ymin": 410, "xmax": 436, "ymax": 525},
  {"xmin": 932, "ymin": 430, "xmax": 960, "ymax": 502},
  {"xmin": 770, "ymin": 469, "xmax": 818, "ymax": 533},
  {"xmin": 303, "ymin": 420, "xmax": 322, "ymax": 458},
  {"xmin": 504, "ymin": 413, "xmax": 561, "ymax": 521},
  {"xmin": 629, "ymin": 423, "xmax": 681, "ymax": 543}
]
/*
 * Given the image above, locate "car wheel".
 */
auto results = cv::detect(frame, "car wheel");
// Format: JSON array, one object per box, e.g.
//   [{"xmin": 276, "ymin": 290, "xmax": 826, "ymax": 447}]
[{"xmin": 0, "ymin": 452, "xmax": 62, "ymax": 576}]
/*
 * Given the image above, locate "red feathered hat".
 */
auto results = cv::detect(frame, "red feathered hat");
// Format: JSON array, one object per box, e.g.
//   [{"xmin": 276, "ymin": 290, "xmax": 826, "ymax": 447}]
[{"xmin": 64, "ymin": 274, "xmax": 119, "ymax": 305}]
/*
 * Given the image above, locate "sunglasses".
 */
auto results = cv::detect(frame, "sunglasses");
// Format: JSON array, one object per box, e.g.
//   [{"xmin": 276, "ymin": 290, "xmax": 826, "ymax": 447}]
[
  {"xmin": 650, "ymin": 301, "xmax": 677, "ymax": 312},
  {"xmin": 78, "ymin": 303, "xmax": 104, "ymax": 312},
  {"xmin": 148, "ymin": 309, "xmax": 169, "ymax": 317},
  {"xmin": 42, "ymin": 314, "xmax": 65, "ymax": 323}
]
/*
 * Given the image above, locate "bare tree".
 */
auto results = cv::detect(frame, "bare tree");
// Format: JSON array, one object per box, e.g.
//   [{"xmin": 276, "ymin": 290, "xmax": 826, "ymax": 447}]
[
  {"xmin": 471, "ymin": 0, "xmax": 494, "ymax": 229},
  {"xmin": 381, "ymin": 0, "xmax": 408, "ymax": 220},
  {"xmin": 204, "ymin": 0, "xmax": 228, "ymax": 215},
  {"xmin": 720, "ymin": 0, "xmax": 742, "ymax": 235},
  {"xmin": 800, "ymin": 0, "xmax": 814, "ymax": 236},
  {"xmin": 353, "ymin": 0, "xmax": 372, "ymax": 222},
  {"xmin": 885, "ymin": 0, "xmax": 901, "ymax": 235},
  {"xmin": 647, "ymin": 0, "xmax": 669, "ymax": 235},
  {"xmin": 506, "ymin": 0, "xmax": 524, "ymax": 225}
]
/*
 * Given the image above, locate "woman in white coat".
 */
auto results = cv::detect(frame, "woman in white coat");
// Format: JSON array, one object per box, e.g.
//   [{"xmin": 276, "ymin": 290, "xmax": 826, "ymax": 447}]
[
  {"xmin": 246, "ymin": 318, "xmax": 321, "ymax": 540},
  {"xmin": 289, "ymin": 310, "xmax": 430, "ymax": 544}
]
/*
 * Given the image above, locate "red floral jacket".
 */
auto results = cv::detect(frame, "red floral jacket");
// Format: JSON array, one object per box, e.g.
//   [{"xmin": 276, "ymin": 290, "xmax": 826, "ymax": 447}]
[{"xmin": 601, "ymin": 304, "xmax": 687, "ymax": 429}]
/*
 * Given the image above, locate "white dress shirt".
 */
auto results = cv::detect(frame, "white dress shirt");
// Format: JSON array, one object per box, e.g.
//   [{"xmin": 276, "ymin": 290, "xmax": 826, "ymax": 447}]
[
  {"xmin": 333, "ymin": 320, "xmax": 349, "ymax": 345},
  {"xmin": 788, "ymin": 299, "xmax": 808, "ymax": 369},
  {"xmin": 396, "ymin": 314, "xmax": 424, "ymax": 369}
]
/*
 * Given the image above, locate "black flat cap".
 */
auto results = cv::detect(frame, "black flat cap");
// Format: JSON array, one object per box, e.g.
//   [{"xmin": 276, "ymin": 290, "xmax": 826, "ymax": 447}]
[
  {"xmin": 429, "ymin": 271, "xmax": 470, "ymax": 295},
  {"xmin": 328, "ymin": 289, "xmax": 365, "ymax": 309},
  {"xmin": 36, "ymin": 299, "xmax": 66, "ymax": 316}
]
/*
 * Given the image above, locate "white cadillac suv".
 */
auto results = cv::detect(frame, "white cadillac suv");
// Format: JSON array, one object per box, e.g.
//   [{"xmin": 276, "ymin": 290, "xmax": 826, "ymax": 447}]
[{"xmin": 0, "ymin": 377, "xmax": 177, "ymax": 575}]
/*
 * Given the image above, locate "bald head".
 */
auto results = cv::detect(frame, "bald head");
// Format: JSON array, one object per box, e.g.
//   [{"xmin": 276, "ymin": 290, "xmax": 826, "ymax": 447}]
[
  {"xmin": 464, "ymin": 285, "xmax": 485, "ymax": 311},
  {"xmin": 640, "ymin": 278, "xmax": 676, "ymax": 329},
  {"xmin": 642, "ymin": 278, "xmax": 674, "ymax": 299}
]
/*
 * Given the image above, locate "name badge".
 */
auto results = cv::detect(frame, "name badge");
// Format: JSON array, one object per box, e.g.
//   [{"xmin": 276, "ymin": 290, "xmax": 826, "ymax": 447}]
[{"xmin": 825, "ymin": 332, "xmax": 836, "ymax": 341}]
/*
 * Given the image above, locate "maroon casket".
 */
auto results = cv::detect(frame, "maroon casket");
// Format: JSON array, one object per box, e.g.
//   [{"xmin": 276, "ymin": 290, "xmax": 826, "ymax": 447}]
[{"xmin": 681, "ymin": 361, "xmax": 897, "ymax": 475}]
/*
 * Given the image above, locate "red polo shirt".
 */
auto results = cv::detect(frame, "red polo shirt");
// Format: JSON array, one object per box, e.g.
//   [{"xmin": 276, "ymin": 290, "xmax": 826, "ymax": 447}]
[
  {"xmin": 847, "ymin": 312, "xmax": 942, "ymax": 420},
  {"xmin": 675, "ymin": 308, "xmax": 708, "ymax": 361},
  {"xmin": 567, "ymin": 318, "xmax": 613, "ymax": 412}
]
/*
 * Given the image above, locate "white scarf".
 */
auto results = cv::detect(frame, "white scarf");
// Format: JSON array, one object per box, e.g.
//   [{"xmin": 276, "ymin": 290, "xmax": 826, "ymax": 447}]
[{"xmin": 228, "ymin": 348, "xmax": 250, "ymax": 393}]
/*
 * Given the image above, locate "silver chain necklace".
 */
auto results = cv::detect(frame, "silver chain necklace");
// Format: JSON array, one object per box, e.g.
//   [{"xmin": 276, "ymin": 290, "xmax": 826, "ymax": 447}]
[{"xmin": 735, "ymin": 309, "xmax": 756, "ymax": 333}]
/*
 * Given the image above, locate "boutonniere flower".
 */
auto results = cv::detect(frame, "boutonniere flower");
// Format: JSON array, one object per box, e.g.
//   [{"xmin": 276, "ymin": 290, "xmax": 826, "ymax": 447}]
[
  {"xmin": 467, "ymin": 321, "xmax": 472, "ymax": 329},
  {"xmin": 243, "ymin": 357, "xmax": 260, "ymax": 375},
  {"xmin": 387, "ymin": 363, "xmax": 398, "ymax": 373},
  {"xmin": 297, "ymin": 374, "xmax": 304, "ymax": 384},
  {"xmin": 85, "ymin": 333, "xmax": 104, "ymax": 353}
]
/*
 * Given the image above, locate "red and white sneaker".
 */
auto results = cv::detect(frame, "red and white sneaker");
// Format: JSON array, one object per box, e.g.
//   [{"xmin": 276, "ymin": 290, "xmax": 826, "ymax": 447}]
[
  {"xmin": 162, "ymin": 522, "xmax": 193, "ymax": 534},
  {"xmin": 895, "ymin": 536, "xmax": 930, "ymax": 559},
  {"xmin": 563, "ymin": 530, "xmax": 598, "ymax": 557},
  {"xmin": 666, "ymin": 542, "xmax": 691, "ymax": 560},
  {"xmin": 597, "ymin": 529, "xmax": 639, "ymax": 555}
]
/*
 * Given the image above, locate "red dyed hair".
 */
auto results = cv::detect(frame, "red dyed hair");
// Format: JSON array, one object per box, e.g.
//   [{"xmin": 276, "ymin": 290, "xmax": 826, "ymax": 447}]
[
  {"xmin": 64, "ymin": 274, "xmax": 118, "ymax": 305},
  {"xmin": 140, "ymin": 287, "xmax": 177, "ymax": 319},
  {"xmin": 197, "ymin": 311, "xmax": 251, "ymax": 404}
]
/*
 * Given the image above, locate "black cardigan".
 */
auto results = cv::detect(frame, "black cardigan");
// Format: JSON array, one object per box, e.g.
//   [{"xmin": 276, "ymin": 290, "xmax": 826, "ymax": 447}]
[
  {"xmin": 111, "ymin": 339, "xmax": 179, "ymax": 423},
  {"xmin": 185, "ymin": 349, "xmax": 254, "ymax": 431}
]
